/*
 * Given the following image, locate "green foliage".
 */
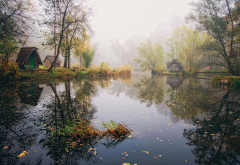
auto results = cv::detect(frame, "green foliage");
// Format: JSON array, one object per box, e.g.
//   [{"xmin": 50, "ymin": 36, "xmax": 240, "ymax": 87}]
[
  {"xmin": 166, "ymin": 25, "xmax": 207, "ymax": 72},
  {"xmin": 187, "ymin": 0, "xmax": 240, "ymax": 75},
  {"xmin": 102, "ymin": 120, "xmax": 118, "ymax": 130},
  {"xmin": 82, "ymin": 48, "xmax": 95, "ymax": 68},
  {"xmin": 135, "ymin": 40, "xmax": 164, "ymax": 74}
]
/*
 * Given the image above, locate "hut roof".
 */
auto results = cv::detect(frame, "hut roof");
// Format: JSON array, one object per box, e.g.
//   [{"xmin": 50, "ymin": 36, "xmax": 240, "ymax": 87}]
[
  {"xmin": 167, "ymin": 59, "xmax": 183, "ymax": 69},
  {"xmin": 16, "ymin": 47, "xmax": 43, "ymax": 65},
  {"xmin": 43, "ymin": 55, "xmax": 62, "ymax": 64}
]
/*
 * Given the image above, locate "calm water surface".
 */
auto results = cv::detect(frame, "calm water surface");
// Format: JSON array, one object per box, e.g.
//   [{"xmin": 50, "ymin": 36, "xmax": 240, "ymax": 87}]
[{"xmin": 0, "ymin": 76, "xmax": 239, "ymax": 165}]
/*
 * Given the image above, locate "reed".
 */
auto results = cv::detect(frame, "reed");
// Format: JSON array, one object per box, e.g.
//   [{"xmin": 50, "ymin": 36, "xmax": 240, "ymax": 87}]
[{"xmin": 52, "ymin": 117, "xmax": 132, "ymax": 148}]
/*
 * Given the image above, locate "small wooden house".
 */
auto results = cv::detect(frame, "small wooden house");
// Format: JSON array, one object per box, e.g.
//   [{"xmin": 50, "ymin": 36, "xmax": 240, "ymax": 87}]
[
  {"xmin": 167, "ymin": 59, "xmax": 183, "ymax": 72},
  {"xmin": 43, "ymin": 55, "xmax": 62, "ymax": 67},
  {"xmin": 16, "ymin": 47, "xmax": 43, "ymax": 69}
]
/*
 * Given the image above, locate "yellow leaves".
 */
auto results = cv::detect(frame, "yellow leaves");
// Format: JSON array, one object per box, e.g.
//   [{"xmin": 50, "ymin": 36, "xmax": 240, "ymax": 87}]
[
  {"xmin": 4, "ymin": 146, "xmax": 8, "ymax": 149},
  {"xmin": 17, "ymin": 151, "xmax": 28, "ymax": 157}
]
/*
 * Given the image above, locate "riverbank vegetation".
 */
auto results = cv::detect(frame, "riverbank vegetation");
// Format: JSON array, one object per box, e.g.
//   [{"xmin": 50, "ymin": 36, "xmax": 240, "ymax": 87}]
[{"xmin": 0, "ymin": 62, "xmax": 132, "ymax": 81}]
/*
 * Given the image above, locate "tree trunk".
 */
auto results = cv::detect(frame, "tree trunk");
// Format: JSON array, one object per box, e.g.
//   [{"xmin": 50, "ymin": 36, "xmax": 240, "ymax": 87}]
[
  {"xmin": 68, "ymin": 47, "xmax": 70, "ymax": 68},
  {"xmin": 64, "ymin": 55, "xmax": 68, "ymax": 68},
  {"xmin": 227, "ymin": 61, "xmax": 235, "ymax": 75}
]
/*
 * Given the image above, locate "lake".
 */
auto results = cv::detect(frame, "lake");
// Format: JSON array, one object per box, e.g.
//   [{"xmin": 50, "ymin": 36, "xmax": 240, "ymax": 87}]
[{"xmin": 0, "ymin": 75, "xmax": 239, "ymax": 165}]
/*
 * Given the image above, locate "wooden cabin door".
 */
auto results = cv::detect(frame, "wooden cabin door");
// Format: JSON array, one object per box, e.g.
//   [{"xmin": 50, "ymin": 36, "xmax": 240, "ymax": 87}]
[{"xmin": 29, "ymin": 53, "xmax": 35, "ymax": 69}]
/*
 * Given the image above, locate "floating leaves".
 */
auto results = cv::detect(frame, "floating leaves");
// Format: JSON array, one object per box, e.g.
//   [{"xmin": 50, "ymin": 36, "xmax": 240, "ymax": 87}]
[
  {"xmin": 17, "ymin": 151, "xmax": 28, "ymax": 157},
  {"xmin": 4, "ymin": 146, "xmax": 8, "ymax": 149},
  {"xmin": 142, "ymin": 150, "xmax": 149, "ymax": 154}
]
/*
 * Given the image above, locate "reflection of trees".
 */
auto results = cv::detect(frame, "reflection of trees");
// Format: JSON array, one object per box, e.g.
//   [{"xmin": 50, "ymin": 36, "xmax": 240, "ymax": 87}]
[
  {"xmin": 183, "ymin": 90, "xmax": 240, "ymax": 165},
  {"xmin": 0, "ymin": 83, "xmax": 41, "ymax": 165},
  {"xmin": 165, "ymin": 78, "xmax": 222, "ymax": 119},
  {"xmin": 134, "ymin": 76, "xmax": 164, "ymax": 107},
  {"xmin": 108, "ymin": 78, "xmax": 132, "ymax": 97},
  {"xmin": 40, "ymin": 80, "xmax": 99, "ymax": 164}
]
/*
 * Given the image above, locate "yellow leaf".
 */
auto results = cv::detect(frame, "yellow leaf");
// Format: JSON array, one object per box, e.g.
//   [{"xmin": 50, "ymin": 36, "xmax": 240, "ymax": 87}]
[
  {"xmin": 4, "ymin": 146, "xmax": 8, "ymax": 149},
  {"xmin": 17, "ymin": 151, "xmax": 28, "ymax": 157}
]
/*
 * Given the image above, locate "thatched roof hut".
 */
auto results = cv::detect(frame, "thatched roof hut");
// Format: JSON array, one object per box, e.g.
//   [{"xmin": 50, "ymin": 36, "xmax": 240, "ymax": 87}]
[
  {"xmin": 167, "ymin": 59, "xmax": 183, "ymax": 72},
  {"xmin": 16, "ymin": 47, "xmax": 43, "ymax": 69},
  {"xmin": 43, "ymin": 55, "xmax": 62, "ymax": 67}
]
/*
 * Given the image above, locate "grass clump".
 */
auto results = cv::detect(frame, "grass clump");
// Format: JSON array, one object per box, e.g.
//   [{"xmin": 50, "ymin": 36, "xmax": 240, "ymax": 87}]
[
  {"xmin": 51, "ymin": 117, "xmax": 132, "ymax": 149},
  {"xmin": 102, "ymin": 120, "xmax": 132, "ymax": 139}
]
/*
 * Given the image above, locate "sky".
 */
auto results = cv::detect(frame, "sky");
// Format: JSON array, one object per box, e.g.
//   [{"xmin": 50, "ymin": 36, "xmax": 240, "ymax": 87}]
[{"xmin": 90, "ymin": 0, "xmax": 196, "ymax": 42}]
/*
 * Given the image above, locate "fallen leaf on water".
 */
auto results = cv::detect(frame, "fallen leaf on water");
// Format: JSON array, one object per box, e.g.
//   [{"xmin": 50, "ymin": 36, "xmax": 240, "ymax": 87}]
[
  {"xmin": 122, "ymin": 158, "xmax": 125, "ymax": 160},
  {"xmin": 4, "ymin": 146, "xmax": 8, "ymax": 149},
  {"xmin": 94, "ymin": 151, "xmax": 97, "ymax": 155},
  {"xmin": 185, "ymin": 160, "xmax": 188, "ymax": 162},
  {"xmin": 158, "ymin": 155, "xmax": 162, "ymax": 157},
  {"xmin": 33, "ymin": 151, "xmax": 36, "ymax": 152},
  {"xmin": 122, "ymin": 163, "xmax": 130, "ymax": 165},
  {"xmin": 17, "ymin": 151, "xmax": 28, "ymax": 157},
  {"xmin": 154, "ymin": 156, "xmax": 157, "ymax": 158},
  {"xmin": 49, "ymin": 128, "xmax": 53, "ymax": 130}
]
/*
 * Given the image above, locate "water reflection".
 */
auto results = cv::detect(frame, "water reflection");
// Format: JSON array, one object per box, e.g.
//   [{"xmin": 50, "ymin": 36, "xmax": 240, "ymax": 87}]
[
  {"xmin": 183, "ymin": 90, "xmax": 240, "ymax": 165},
  {"xmin": 39, "ymin": 80, "xmax": 99, "ymax": 164},
  {"xmin": 0, "ymin": 82, "xmax": 42, "ymax": 165},
  {"xmin": 134, "ymin": 76, "xmax": 164, "ymax": 107},
  {"xmin": 0, "ymin": 76, "xmax": 240, "ymax": 164},
  {"xmin": 18, "ymin": 83, "xmax": 43, "ymax": 106},
  {"xmin": 165, "ymin": 78, "xmax": 220, "ymax": 119}
]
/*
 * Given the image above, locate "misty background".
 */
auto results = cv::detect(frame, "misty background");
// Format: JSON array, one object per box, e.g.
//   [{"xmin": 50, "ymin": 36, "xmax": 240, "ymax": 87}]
[{"xmin": 24, "ymin": 0, "xmax": 196, "ymax": 67}]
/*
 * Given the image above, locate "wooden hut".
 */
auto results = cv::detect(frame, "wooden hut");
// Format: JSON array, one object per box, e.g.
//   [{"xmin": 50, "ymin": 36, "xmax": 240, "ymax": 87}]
[
  {"xmin": 16, "ymin": 47, "xmax": 43, "ymax": 69},
  {"xmin": 43, "ymin": 55, "xmax": 62, "ymax": 67},
  {"xmin": 167, "ymin": 59, "xmax": 183, "ymax": 72}
]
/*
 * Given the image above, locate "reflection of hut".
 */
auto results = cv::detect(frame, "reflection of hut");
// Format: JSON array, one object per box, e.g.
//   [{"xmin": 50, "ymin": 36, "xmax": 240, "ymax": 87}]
[
  {"xmin": 166, "ymin": 77, "xmax": 183, "ymax": 90},
  {"xmin": 167, "ymin": 59, "xmax": 183, "ymax": 72},
  {"xmin": 16, "ymin": 47, "xmax": 43, "ymax": 69},
  {"xmin": 43, "ymin": 55, "xmax": 62, "ymax": 67},
  {"xmin": 18, "ymin": 84, "xmax": 43, "ymax": 106}
]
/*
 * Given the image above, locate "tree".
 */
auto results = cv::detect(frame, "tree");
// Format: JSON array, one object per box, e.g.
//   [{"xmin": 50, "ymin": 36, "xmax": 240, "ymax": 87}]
[
  {"xmin": 0, "ymin": 36, "xmax": 18, "ymax": 64},
  {"xmin": 166, "ymin": 25, "xmax": 209, "ymax": 72},
  {"xmin": 41, "ymin": 0, "xmax": 92, "ymax": 72},
  {"xmin": 187, "ymin": 0, "xmax": 240, "ymax": 75},
  {"xmin": 0, "ymin": 0, "xmax": 33, "ymax": 40},
  {"xmin": 135, "ymin": 39, "xmax": 164, "ymax": 75},
  {"xmin": 110, "ymin": 39, "xmax": 126, "ymax": 64},
  {"xmin": 82, "ymin": 47, "xmax": 95, "ymax": 68}
]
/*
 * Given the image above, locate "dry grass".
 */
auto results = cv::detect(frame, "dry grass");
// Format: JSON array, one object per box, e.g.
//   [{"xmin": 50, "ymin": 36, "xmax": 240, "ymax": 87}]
[{"xmin": 55, "ymin": 117, "xmax": 132, "ymax": 148}]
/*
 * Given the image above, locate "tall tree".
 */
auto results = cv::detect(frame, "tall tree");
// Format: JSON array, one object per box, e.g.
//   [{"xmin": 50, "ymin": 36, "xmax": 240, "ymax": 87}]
[
  {"xmin": 135, "ymin": 39, "xmax": 164, "ymax": 75},
  {"xmin": 187, "ymin": 0, "xmax": 240, "ymax": 75},
  {"xmin": 110, "ymin": 39, "xmax": 126, "ymax": 64},
  {"xmin": 42, "ymin": 0, "xmax": 92, "ymax": 72},
  {"xmin": 0, "ymin": 0, "xmax": 33, "ymax": 40}
]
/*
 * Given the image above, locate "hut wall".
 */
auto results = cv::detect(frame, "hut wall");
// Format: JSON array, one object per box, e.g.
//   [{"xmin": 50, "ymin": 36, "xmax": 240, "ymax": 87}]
[
  {"xmin": 44, "ymin": 59, "xmax": 51, "ymax": 67},
  {"xmin": 34, "ymin": 53, "xmax": 39, "ymax": 69}
]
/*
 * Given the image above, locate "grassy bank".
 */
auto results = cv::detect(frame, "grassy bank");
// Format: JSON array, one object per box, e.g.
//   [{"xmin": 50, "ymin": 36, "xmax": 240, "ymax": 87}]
[
  {"xmin": 0, "ymin": 62, "xmax": 132, "ymax": 81},
  {"xmin": 211, "ymin": 75, "xmax": 240, "ymax": 89}
]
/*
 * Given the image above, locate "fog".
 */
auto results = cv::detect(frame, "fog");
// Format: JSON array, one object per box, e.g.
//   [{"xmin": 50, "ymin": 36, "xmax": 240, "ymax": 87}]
[{"xmin": 24, "ymin": 0, "xmax": 197, "ymax": 67}]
